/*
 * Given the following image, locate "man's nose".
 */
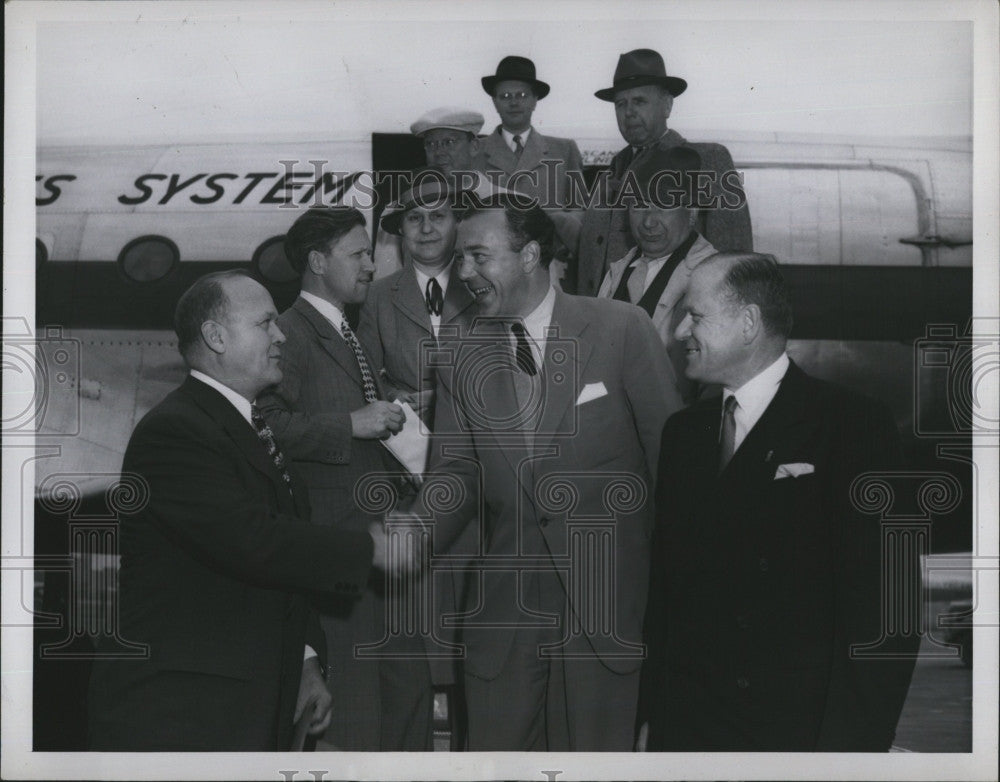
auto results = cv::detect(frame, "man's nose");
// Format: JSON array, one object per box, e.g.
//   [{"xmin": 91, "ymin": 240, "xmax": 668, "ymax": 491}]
[
  {"xmin": 272, "ymin": 324, "xmax": 286, "ymax": 345},
  {"xmin": 674, "ymin": 313, "xmax": 692, "ymax": 341},
  {"xmin": 420, "ymin": 216, "xmax": 434, "ymax": 234},
  {"xmin": 456, "ymin": 254, "xmax": 474, "ymax": 279}
]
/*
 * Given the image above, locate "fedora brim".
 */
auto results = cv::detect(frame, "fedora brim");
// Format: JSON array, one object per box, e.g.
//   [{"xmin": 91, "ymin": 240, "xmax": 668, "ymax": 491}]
[
  {"xmin": 595, "ymin": 75, "xmax": 687, "ymax": 101},
  {"xmin": 481, "ymin": 75, "xmax": 551, "ymax": 100}
]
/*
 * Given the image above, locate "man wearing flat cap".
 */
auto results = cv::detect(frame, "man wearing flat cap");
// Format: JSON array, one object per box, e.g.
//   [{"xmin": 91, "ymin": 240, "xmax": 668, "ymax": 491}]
[
  {"xmin": 373, "ymin": 107, "xmax": 506, "ymax": 278},
  {"xmin": 576, "ymin": 48, "xmax": 752, "ymax": 297},
  {"xmin": 475, "ymin": 56, "xmax": 586, "ymax": 286},
  {"xmin": 598, "ymin": 145, "xmax": 718, "ymax": 403}
]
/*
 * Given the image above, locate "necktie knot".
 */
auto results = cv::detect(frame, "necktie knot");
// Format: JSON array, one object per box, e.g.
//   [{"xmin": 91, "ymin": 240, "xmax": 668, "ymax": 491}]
[
  {"xmin": 510, "ymin": 322, "xmax": 537, "ymax": 376},
  {"xmin": 513, "ymin": 134, "xmax": 524, "ymax": 156},
  {"xmin": 425, "ymin": 276, "xmax": 444, "ymax": 317}
]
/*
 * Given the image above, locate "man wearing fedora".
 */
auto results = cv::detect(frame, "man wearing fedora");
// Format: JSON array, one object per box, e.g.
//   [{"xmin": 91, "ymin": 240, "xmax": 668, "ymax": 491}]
[
  {"xmin": 475, "ymin": 56, "xmax": 585, "ymax": 286},
  {"xmin": 598, "ymin": 145, "xmax": 719, "ymax": 404},
  {"xmin": 576, "ymin": 48, "xmax": 752, "ymax": 297}
]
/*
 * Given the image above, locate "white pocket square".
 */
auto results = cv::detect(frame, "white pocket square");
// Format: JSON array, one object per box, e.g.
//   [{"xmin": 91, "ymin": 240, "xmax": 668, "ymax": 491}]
[
  {"xmin": 774, "ymin": 462, "xmax": 815, "ymax": 480},
  {"xmin": 576, "ymin": 382, "xmax": 608, "ymax": 406}
]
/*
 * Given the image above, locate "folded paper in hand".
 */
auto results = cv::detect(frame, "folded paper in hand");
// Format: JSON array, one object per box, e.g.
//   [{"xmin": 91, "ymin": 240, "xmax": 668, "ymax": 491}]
[
  {"xmin": 576, "ymin": 381, "xmax": 608, "ymax": 406},
  {"xmin": 773, "ymin": 462, "xmax": 815, "ymax": 480},
  {"xmin": 380, "ymin": 401, "xmax": 429, "ymax": 477}
]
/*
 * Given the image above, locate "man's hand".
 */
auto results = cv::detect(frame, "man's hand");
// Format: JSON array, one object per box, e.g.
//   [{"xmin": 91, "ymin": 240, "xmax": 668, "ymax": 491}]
[
  {"xmin": 635, "ymin": 721, "xmax": 649, "ymax": 752},
  {"xmin": 294, "ymin": 658, "xmax": 332, "ymax": 737},
  {"xmin": 393, "ymin": 389, "xmax": 434, "ymax": 418},
  {"xmin": 350, "ymin": 401, "xmax": 404, "ymax": 440}
]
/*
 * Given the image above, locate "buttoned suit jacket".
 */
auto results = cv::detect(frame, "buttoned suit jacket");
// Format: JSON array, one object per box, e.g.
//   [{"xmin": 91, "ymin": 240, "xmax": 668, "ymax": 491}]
[
  {"xmin": 257, "ymin": 296, "xmax": 416, "ymax": 749},
  {"xmin": 639, "ymin": 362, "xmax": 918, "ymax": 751},
  {"xmin": 475, "ymin": 126, "xmax": 585, "ymax": 252},
  {"xmin": 424, "ymin": 292, "xmax": 682, "ymax": 682},
  {"xmin": 88, "ymin": 376, "xmax": 372, "ymax": 751},
  {"xmin": 575, "ymin": 129, "xmax": 753, "ymax": 296},
  {"xmin": 597, "ymin": 233, "xmax": 718, "ymax": 402},
  {"xmin": 357, "ymin": 262, "xmax": 475, "ymax": 403}
]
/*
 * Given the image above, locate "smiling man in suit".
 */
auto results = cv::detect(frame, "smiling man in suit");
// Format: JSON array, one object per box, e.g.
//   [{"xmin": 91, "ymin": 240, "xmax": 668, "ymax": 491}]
[
  {"xmin": 88, "ymin": 270, "xmax": 389, "ymax": 751},
  {"xmin": 258, "ymin": 207, "xmax": 434, "ymax": 750},
  {"xmin": 413, "ymin": 194, "xmax": 680, "ymax": 750},
  {"xmin": 475, "ymin": 56, "xmax": 585, "ymax": 283},
  {"xmin": 638, "ymin": 252, "xmax": 918, "ymax": 751},
  {"xmin": 576, "ymin": 48, "xmax": 752, "ymax": 296}
]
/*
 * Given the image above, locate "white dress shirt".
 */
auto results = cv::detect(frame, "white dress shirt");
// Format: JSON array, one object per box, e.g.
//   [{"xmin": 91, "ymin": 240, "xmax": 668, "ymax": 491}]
[
  {"xmin": 188, "ymin": 369, "xmax": 318, "ymax": 663},
  {"xmin": 300, "ymin": 290, "xmax": 347, "ymax": 333},
  {"xmin": 510, "ymin": 284, "xmax": 556, "ymax": 370},
  {"xmin": 722, "ymin": 352, "xmax": 791, "ymax": 452},
  {"xmin": 412, "ymin": 263, "xmax": 452, "ymax": 337},
  {"xmin": 501, "ymin": 126, "xmax": 532, "ymax": 153}
]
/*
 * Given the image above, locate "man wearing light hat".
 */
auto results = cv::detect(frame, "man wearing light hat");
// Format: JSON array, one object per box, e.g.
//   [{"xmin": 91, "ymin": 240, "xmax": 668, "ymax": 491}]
[
  {"xmin": 598, "ymin": 145, "xmax": 719, "ymax": 403},
  {"xmin": 475, "ymin": 56, "xmax": 585, "ymax": 281},
  {"xmin": 373, "ymin": 107, "xmax": 505, "ymax": 278},
  {"xmin": 576, "ymin": 48, "xmax": 752, "ymax": 297}
]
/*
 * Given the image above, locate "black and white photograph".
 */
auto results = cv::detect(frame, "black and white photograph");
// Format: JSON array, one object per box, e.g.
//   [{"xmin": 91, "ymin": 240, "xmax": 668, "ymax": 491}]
[{"xmin": 3, "ymin": 1, "xmax": 997, "ymax": 780}]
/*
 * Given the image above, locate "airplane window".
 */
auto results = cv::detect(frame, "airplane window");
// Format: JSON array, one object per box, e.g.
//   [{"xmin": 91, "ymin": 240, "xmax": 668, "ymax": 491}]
[
  {"xmin": 253, "ymin": 236, "xmax": 298, "ymax": 284},
  {"xmin": 118, "ymin": 235, "xmax": 179, "ymax": 282},
  {"xmin": 36, "ymin": 238, "xmax": 49, "ymax": 267}
]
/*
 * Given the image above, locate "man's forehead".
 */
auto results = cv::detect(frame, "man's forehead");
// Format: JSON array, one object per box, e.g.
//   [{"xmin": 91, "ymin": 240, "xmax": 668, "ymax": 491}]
[
  {"xmin": 425, "ymin": 128, "xmax": 469, "ymax": 142},
  {"xmin": 614, "ymin": 84, "xmax": 668, "ymax": 102},
  {"xmin": 495, "ymin": 79, "xmax": 533, "ymax": 94},
  {"xmin": 330, "ymin": 225, "xmax": 370, "ymax": 252},
  {"xmin": 221, "ymin": 276, "xmax": 273, "ymax": 314}
]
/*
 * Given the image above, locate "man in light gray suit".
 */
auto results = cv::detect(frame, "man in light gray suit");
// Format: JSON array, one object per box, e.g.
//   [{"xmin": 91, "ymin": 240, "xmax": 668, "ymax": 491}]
[
  {"xmin": 258, "ymin": 206, "xmax": 434, "ymax": 751},
  {"xmin": 475, "ymin": 55, "xmax": 585, "ymax": 286}
]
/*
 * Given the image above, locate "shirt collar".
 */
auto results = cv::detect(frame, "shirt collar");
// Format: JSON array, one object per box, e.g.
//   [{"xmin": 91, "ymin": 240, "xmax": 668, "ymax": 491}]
[
  {"xmin": 520, "ymin": 284, "xmax": 557, "ymax": 347},
  {"xmin": 300, "ymin": 290, "xmax": 345, "ymax": 330},
  {"xmin": 189, "ymin": 370, "xmax": 253, "ymax": 426},
  {"xmin": 501, "ymin": 126, "xmax": 532, "ymax": 149},
  {"xmin": 632, "ymin": 127, "xmax": 670, "ymax": 156},
  {"xmin": 724, "ymin": 352, "xmax": 790, "ymax": 421},
  {"xmin": 413, "ymin": 261, "xmax": 452, "ymax": 294}
]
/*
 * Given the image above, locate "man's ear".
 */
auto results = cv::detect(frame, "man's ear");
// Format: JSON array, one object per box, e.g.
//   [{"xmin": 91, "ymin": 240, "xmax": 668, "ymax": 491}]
[
  {"xmin": 519, "ymin": 239, "xmax": 541, "ymax": 274},
  {"xmin": 742, "ymin": 303, "xmax": 763, "ymax": 344},
  {"xmin": 201, "ymin": 320, "xmax": 226, "ymax": 355},
  {"xmin": 306, "ymin": 248, "xmax": 326, "ymax": 275},
  {"xmin": 469, "ymin": 136, "xmax": 482, "ymax": 156}
]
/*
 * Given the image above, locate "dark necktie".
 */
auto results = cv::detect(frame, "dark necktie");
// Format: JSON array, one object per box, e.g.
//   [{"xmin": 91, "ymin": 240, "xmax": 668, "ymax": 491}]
[
  {"xmin": 340, "ymin": 320, "xmax": 379, "ymax": 404},
  {"xmin": 611, "ymin": 256, "xmax": 649, "ymax": 304},
  {"xmin": 510, "ymin": 322, "xmax": 537, "ymax": 376},
  {"xmin": 513, "ymin": 134, "xmax": 524, "ymax": 158},
  {"xmin": 719, "ymin": 395, "xmax": 739, "ymax": 473},
  {"xmin": 250, "ymin": 404, "xmax": 293, "ymax": 490},
  {"xmin": 425, "ymin": 276, "xmax": 443, "ymax": 317}
]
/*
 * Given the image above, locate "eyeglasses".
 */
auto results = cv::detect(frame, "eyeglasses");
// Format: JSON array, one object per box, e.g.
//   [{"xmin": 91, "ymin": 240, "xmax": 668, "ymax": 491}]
[
  {"xmin": 496, "ymin": 91, "xmax": 531, "ymax": 101},
  {"xmin": 423, "ymin": 137, "xmax": 464, "ymax": 152}
]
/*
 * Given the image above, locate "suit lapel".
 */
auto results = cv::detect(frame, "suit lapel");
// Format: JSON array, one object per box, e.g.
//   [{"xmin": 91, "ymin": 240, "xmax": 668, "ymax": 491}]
[
  {"xmin": 181, "ymin": 376, "xmax": 288, "ymax": 495},
  {"xmin": 391, "ymin": 266, "xmax": 431, "ymax": 333},
  {"xmin": 293, "ymin": 297, "xmax": 366, "ymax": 393},
  {"xmin": 718, "ymin": 362, "xmax": 817, "ymax": 493},
  {"xmin": 483, "ymin": 127, "xmax": 518, "ymax": 173},
  {"xmin": 442, "ymin": 264, "xmax": 475, "ymax": 324},
  {"xmin": 534, "ymin": 292, "xmax": 593, "ymax": 457},
  {"xmin": 516, "ymin": 129, "xmax": 545, "ymax": 174}
]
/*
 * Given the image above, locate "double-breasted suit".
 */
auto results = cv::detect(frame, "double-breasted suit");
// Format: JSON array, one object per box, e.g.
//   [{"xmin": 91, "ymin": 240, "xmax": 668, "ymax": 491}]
[
  {"xmin": 423, "ymin": 291, "xmax": 681, "ymax": 749},
  {"xmin": 640, "ymin": 361, "xmax": 918, "ymax": 751},
  {"xmin": 475, "ymin": 126, "xmax": 585, "ymax": 253},
  {"xmin": 88, "ymin": 376, "xmax": 373, "ymax": 751},
  {"xmin": 258, "ymin": 297, "xmax": 433, "ymax": 750},
  {"xmin": 576, "ymin": 130, "xmax": 753, "ymax": 296}
]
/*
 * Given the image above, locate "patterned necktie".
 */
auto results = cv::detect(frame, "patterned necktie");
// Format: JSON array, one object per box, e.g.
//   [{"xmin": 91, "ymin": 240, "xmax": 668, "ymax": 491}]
[
  {"xmin": 719, "ymin": 394, "xmax": 739, "ymax": 473},
  {"xmin": 340, "ymin": 320, "xmax": 379, "ymax": 404},
  {"xmin": 425, "ymin": 276, "xmax": 444, "ymax": 317},
  {"xmin": 250, "ymin": 404, "xmax": 293, "ymax": 489},
  {"xmin": 513, "ymin": 134, "xmax": 524, "ymax": 158},
  {"xmin": 510, "ymin": 322, "xmax": 537, "ymax": 376}
]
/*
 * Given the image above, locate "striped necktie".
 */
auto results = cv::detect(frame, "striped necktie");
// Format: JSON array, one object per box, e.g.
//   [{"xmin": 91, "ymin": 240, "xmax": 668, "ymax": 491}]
[{"xmin": 250, "ymin": 404, "xmax": 293, "ymax": 490}]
